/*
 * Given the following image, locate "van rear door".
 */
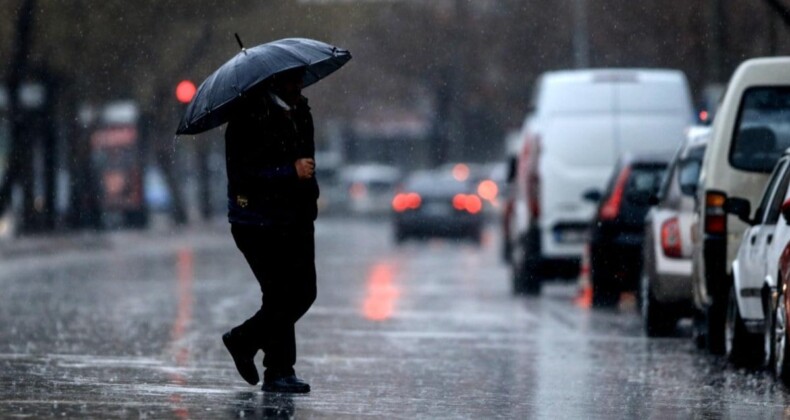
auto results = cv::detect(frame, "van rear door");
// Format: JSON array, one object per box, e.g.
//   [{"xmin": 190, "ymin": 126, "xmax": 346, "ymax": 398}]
[{"xmin": 538, "ymin": 78, "xmax": 618, "ymax": 247}]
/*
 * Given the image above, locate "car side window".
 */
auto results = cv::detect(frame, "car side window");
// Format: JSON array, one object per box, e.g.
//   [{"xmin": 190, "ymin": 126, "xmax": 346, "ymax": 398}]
[
  {"xmin": 755, "ymin": 160, "xmax": 789, "ymax": 224},
  {"xmin": 764, "ymin": 160, "xmax": 790, "ymax": 225}
]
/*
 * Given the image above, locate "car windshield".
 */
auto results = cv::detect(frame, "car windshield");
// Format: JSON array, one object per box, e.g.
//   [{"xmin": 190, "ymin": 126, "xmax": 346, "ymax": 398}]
[
  {"xmin": 730, "ymin": 87, "xmax": 790, "ymax": 173},
  {"xmin": 405, "ymin": 176, "xmax": 470, "ymax": 195},
  {"xmin": 627, "ymin": 165, "xmax": 666, "ymax": 195}
]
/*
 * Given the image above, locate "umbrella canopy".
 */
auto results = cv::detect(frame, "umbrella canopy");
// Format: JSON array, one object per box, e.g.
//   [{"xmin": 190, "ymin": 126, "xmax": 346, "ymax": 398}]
[{"xmin": 176, "ymin": 37, "xmax": 351, "ymax": 135}]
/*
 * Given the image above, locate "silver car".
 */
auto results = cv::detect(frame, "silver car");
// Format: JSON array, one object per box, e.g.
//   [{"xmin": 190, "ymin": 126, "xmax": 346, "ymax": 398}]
[{"xmin": 641, "ymin": 127, "xmax": 709, "ymax": 336}]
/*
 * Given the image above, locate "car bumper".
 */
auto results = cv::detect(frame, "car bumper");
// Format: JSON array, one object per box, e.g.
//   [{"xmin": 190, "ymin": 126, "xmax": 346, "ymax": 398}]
[{"xmin": 394, "ymin": 212, "xmax": 482, "ymax": 236}]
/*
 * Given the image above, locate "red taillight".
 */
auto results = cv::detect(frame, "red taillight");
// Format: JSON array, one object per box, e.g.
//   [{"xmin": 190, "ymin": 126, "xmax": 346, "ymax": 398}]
[
  {"xmin": 661, "ymin": 217, "xmax": 682, "ymax": 258},
  {"xmin": 453, "ymin": 194, "xmax": 482, "ymax": 214},
  {"xmin": 600, "ymin": 166, "xmax": 632, "ymax": 221},
  {"xmin": 466, "ymin": 195, "xmax": 482, "ymax": 214},
  {"xmin": 477, "ymin": 180, "xmax": 498, "ymax": 202},
  {"xmin": 704, "ymin": 191, "xmax": 727, "ymax": 234},
  {"xmin": 392, "ymin": 193, "xmax": 421, "ymax": 212}
]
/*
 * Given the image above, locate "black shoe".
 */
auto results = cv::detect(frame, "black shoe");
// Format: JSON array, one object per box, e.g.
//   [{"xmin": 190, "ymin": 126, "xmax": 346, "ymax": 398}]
[
  {"xmin": 222, "ymin": 330, "xmax": 259, "ymax": 385},
  {"xmin": 262, "ymin": 375, "xmax": 311, "ymax": 394}
]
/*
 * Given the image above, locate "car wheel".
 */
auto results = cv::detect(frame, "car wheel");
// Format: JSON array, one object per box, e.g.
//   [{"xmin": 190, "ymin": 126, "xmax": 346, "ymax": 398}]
[
  {"xmin": 692, "ymin": 310, "xmax": 707, "ymax": 350},
  {"xmin": 510, "ymin": 238, "xmax": 527, "ymax": 295},
  {"xmin": 394, "ymin": 228, "xmax": 407, "ymax": 245},
  {"xmin": 706, "ymin": 291, "xmax": 728, "ymax": 355},
  {"xmin": 642, "ymin": 270, "xmax": 675, "ymax": 337},
  {"xmin": 511, "ymin": 227, "xmax": 544, "ymax": 296},
  {"xmin": 522, "ymin": 254, "xmax": 542, "ymax": 296},
  {"xmin": 774, "ymin": 288, "xmax": 790, "ymax": 383},
  {"xmin": 592, "ymin": 266, "xmax": 618, "ymax": 308},
  {"xmin": 591, "ymin": 248, "xmax": 617, "ymax": 308},
  {"xmin": 725, "ymin": 285, "xmax": 764, "ymax": 366},
  {"xmin": 470, "ymin": 229, "xmax": 483, "ymax": 246},
  {"xmin": 764, "ymin": 289, "xmax": 775, "ymax": 370}
]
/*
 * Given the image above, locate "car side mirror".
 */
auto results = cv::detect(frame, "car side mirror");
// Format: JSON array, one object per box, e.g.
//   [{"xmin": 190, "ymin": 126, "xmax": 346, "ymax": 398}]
[
  {"xmin": 724, "ymin": 197, "xmax": 753, "ymax": 225},
  {"xmin": 782, "ymin": 199, "xmax": 790, "ymax": 225},
  {"xmin": 583, "ymin": 189, "xmax": 602, "ymax": 203}
]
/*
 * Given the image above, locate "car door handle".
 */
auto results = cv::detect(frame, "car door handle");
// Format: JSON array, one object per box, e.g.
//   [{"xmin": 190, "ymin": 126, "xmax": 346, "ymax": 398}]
[{"xmin": 767, "ymin": 234, "xmax": 773, "ymax": 245}]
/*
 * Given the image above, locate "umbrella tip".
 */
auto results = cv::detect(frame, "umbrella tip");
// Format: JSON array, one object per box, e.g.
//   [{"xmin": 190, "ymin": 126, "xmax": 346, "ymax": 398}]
[{"xmin": 234, "ymin": 33, "xmax": 244, "ymax": 50}]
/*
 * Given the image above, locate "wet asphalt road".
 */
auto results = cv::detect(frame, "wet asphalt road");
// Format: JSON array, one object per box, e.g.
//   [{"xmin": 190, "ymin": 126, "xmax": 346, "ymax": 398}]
[{"xmin": 2, "ymin": 217, "xmax": 790, "ymax": 419}]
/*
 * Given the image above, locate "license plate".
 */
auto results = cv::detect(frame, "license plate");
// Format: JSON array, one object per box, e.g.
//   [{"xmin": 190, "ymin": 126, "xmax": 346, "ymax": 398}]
[
  {"xmin": 424, "ymin": 203, "xmax": 450, "ymax": 216},
  {"xmin": 555, "ymin": 229, "xmax": 588, "ymax": 243}
]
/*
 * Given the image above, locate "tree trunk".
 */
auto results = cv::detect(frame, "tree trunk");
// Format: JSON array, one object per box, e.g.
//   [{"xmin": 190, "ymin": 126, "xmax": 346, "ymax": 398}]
[{"xmin": 0, "ymin": 0, "xmax": 36, "ymax": 219}]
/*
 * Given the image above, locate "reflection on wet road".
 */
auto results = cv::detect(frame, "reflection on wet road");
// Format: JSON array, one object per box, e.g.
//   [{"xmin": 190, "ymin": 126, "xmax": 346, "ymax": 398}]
[
  {"xmin": 362, "ymin": 263, "xmax": 399, "ymax": 322},
  {"xmin": 1, "ymin": 218, "xmax": 790, "ymax": 418}
]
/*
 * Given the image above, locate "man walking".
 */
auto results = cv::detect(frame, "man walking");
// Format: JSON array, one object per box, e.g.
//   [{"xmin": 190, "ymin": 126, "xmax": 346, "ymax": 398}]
[{"xmin": 221, "ymin": 66, "xmax": 317, "ymax": 394}]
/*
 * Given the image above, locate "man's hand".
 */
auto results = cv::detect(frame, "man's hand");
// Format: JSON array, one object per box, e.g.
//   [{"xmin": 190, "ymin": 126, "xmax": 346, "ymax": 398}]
[{"xmin": 295, "ymin": 158, "xmax": 315, "ymax": 179}]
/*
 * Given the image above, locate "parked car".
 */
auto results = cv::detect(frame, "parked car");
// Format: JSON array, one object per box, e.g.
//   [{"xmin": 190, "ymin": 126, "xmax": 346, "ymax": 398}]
[
  {"xmin": 339, "ymin": 164, "xmax": 402, "ymax": 216},
  {"xmin": 510, "ymin": 68, "xmax": 694, "ymax": 295},
  {"xmin": 773, "ymin": 215, "xmax": 790, "ymax": 384},
  {"xmin": 392, "ymin": 170, "xmax": 484, "ymax": 244},
  {"xmin": 689, "ymin": 57, "xmax": 790, "ymax": 355},
  {"xmin": 641, "ymin": 127, "xmax": 710, "ymax": 336},
  {"xmin": 585, "ymin": 153, "xmax": 671, "ymax": 307},
  {"xmin": 726, "ymin": 149, "xmax": 790, "ymax": 367}
]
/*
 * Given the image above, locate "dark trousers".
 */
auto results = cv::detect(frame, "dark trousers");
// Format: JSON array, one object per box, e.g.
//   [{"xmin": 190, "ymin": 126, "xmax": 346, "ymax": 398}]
[{"xmin": 231, "ymin": 223, "xmax": 317, "ymax": 380}]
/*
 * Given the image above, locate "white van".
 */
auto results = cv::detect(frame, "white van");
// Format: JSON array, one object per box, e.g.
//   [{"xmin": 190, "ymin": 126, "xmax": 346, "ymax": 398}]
[
  {"xmin": 511, "ymin": 69, "xmax": 694, "ymax": 295},
  {"xmin": 687, "ymin": 57, "xmax": 790, "ymax": 356}
]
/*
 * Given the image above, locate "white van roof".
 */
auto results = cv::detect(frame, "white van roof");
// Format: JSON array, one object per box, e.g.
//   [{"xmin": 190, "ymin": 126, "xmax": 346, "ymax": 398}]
[
  {"xmin": 540, "ymin": 68, "xmax": 687, "ymax": 85},
  {"xmin": 535, "ymin": 68, "xmax": 692, "ymax": 114},
  {"xmin": 725, "ymin": 57, "xmax": 790, "ymax": 88}
]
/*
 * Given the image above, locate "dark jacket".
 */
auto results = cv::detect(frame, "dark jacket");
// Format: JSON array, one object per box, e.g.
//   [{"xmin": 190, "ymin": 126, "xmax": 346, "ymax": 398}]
[{"xmin": 225, "ymin": 93, "xmax": 319, "ymax": 227}]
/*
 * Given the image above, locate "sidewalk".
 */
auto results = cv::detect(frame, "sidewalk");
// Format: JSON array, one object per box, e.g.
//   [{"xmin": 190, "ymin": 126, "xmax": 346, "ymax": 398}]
[{"xmin": 0, "ymin": 216, "xmax": 230, "ymax": 260}]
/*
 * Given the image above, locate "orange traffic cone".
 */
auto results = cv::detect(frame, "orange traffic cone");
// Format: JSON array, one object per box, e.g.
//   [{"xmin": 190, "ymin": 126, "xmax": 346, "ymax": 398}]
[{"xmin": 575, "ymin": 244, "xmax": 592, "ymax": 309}]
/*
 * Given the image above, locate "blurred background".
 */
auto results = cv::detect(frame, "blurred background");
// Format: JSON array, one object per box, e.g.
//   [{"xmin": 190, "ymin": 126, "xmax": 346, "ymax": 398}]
[{"xmin": 0, "ymin": 0, "xmax": 788, "ymax": 235}]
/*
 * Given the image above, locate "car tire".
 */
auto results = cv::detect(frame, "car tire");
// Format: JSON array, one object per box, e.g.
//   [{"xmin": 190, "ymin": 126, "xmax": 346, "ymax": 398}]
[
  {"xmin": 692, "ymin": 310, "xmax": 707, "ymax": 350},
  {"xmin": 592, "ymin": 265, "xmax": 618, "ymax": 308},
  {"xmin": 522, "ymin": 254, "xmax": 542, "ymax": 296},
  {"xmin": 394, "ymin": 228, "xmax": 407, "ymax": 245},
  {"xmin": 124, "ymin": 210, "xmax": 149, "ymax": 229},
  {"xmin": 725, "ymin": 285, "xmax": 764, "ymax": 366},
  {"xmin": 764, "ymin": 289, "xmax": 775, "ymax": 370},
  {"xmin": 591, "ymin": 246, "xmax": 617, "ymax": 308},
  {"xmin": 470, "ymin": 229, "xmax": 483, "ymax": 246},
  {"xmin": 706, "ymin": 291, "xmax": 728, "ymax": 355},
  {"xmin": 642, "ymin": 271, "xmax": 675, "ymax": 337},
  {"xmin": 522, "ymin": 228, "xmax": 543, "ymax": 296},
  {"xmin": 511, "ymin": 229, "xmax": 543, "ymax": 296},
  {"xmin": 510, "ymin": 237, "xmax": 527, "ymax": 295},
  {"xmin": 774, "ymin": 287, "xmax": 790, "ymax": 384}
]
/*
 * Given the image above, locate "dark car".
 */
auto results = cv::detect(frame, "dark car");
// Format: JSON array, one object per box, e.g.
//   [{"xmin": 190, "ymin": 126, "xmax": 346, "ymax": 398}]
[
  {"xmin": 392, "ymin": 170, "xmax": 484, "ymax": 244},
  {"xmin": 585, "ymin": 153, "xmax": 671, "ymax": 307}
]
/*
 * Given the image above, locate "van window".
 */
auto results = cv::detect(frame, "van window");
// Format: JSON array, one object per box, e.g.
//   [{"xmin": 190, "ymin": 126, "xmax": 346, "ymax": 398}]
[{"xmin": 729, "ymin": 87, "xmax": 790, "ymax": 173}]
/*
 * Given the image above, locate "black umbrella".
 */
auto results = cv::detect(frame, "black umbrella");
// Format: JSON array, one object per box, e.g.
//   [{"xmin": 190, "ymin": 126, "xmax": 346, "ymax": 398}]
[{"xmin": 176, "ymin": 36, "xmax": 352, "ymax": 135}]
